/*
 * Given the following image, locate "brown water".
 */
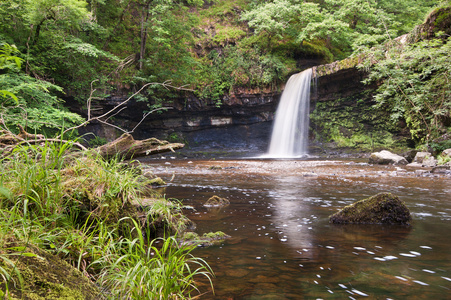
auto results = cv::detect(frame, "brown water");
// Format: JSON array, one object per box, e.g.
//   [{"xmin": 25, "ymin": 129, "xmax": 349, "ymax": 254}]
[{"xmin": 146, "ymin": 159, "xmax": 451, "ymax": 299}]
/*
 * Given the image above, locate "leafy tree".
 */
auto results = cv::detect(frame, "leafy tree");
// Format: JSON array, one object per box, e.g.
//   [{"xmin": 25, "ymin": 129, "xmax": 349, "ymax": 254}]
[
  {"xmin": 0, "ymin": 43, "xmax": 23, "ymax": 104},
  {"xmin": 242, "ymin": 0, "xmax": 440, "ymax": 58},
  {"xmin": 24, "ymin": 0, "xmax": 90, "ymax": 43},
  {"xmin": 0, "ymin": 43, "xmax": 84, "ymax": 135},
  {"xmin": 361, "ymin": 37, "xmax": 451, "ymax": 143}
]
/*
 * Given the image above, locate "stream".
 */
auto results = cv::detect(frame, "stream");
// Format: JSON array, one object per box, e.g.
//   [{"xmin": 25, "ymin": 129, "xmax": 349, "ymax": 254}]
[{"xmin": 146, "ymin": 158, "xmax": 451, "ymax": 299}]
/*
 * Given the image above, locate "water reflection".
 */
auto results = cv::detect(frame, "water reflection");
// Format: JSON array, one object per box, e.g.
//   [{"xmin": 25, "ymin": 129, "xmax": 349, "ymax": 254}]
[
  {"xmin": 149, "ymin": 160, "xmax": 451, "ymax": 299},
  {"xmin": 267, "ymin": 176, "xmax": 316, "ymax": 259}
]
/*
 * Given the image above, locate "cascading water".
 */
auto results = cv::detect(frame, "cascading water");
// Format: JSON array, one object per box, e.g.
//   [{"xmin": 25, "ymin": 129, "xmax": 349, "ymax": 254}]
[{"xmin": 265, "ymin": 68, "xmax": 312, "ymax": 158}]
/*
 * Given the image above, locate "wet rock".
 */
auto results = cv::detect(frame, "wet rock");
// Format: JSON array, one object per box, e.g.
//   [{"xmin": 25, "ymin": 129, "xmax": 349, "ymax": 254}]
[
  {"xmin": 149, "ymin": 177, "xmax": 166, "ymax": 186},
  {"xmin": 329, "ymin": 192, "xmax": 411, "ymax": 225},
  {"xmin": 415, "ymin": 169, "xmax": 430, "ymax": 176},
  {"xmin": 204, "ymin": 195, "xmax": 230, "ymax": 207},
  {"xmin": 422, "ymin": 157, "xmax": 437, "ymax": 167},
  {"xmin": 369, "ymin": 150, "xmax": 408, "ymax": 165},
  {"xmin": 413, "ymin": 152, "xmax": 432, "ymax": 164},
  {"xmin": 406, "ymin": 162, "xmax": 423, "ymax": 168},
  {"xmin": 432, "ymin": 165, "xmax": 451, "ymax": 174},
  {"xmin": 180, "ymin": 231, "xmax": 231, "ymax": 247},
  {"xmin": 403, "ymin": 149, "xmax": 419, "ymax": 163}
]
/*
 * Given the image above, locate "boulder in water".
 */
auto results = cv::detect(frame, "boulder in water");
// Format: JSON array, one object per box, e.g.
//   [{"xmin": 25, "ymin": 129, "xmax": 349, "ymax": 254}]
[
  {"xmin": 369, "ymin": 150, "xmax": 408, "ymax": 165},
  {"xmin": 413, "ymin": 151, "xmax": 432, "ymax": 164},
  {"xmin": 329, "ymin": 193, "xmax": 411, "ymax": 225}
]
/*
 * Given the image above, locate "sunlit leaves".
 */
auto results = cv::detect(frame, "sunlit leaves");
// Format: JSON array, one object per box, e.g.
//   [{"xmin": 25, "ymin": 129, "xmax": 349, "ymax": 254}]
[
  {"xmin": 242, "ymin": 0, "xmax": 439, "ymax": 57},
  {"xmin": 0, "ymin": 43, "xmax": 23, "ymax": 71},
  {"xmin": 24, "ymin": 0, "xmax": 90, "ymax": 28},
  {"xmin": 64, "ymin": 37, "xmax": 119, "ymax": 60},
  {"xmin": 0, "ymin": 72, "xmax": 84, "ymax": 133}
]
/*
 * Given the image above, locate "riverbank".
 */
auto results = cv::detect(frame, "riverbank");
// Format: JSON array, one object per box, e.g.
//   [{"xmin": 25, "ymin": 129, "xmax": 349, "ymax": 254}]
[
  {"xmin": 0, "ymin": 143, "xmax": 213, "ymax": 299},
  {"xmin": 143, "ymin": 158, "xmax": 451, "ymax": 180}
]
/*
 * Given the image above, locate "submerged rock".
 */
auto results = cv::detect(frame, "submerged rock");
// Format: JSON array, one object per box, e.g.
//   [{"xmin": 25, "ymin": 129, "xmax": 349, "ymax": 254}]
[
  {"xmin": 180, "ymin": 231, "xmax": 231, "ymax": 247},
  {"xmin": 204, "ymin": 195, "xmax": 230, "ymax": 207},
  {"xmin": 329, "ymin": 193, "xmax": 411, "ymax": 225},
  {"xmin": 369, "ymin": 150, "xmax": 408, "ymax": 165}
]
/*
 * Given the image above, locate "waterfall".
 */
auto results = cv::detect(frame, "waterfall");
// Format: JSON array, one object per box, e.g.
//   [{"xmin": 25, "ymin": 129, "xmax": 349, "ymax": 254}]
[{"xmin": 265, "ymin": 68, "xmax": 312, "ymax": 158}]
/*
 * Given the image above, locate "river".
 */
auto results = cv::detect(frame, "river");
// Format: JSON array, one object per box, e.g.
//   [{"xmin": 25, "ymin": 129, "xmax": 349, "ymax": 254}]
[{"xmin": 146, "ymin": 158, "xmax": 451, "ymax": 299}]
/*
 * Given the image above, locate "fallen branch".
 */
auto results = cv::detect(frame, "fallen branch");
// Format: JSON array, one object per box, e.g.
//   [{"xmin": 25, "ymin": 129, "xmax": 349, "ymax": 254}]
[{"xmin": 89, "ymin": 133, "xmax": 184, "ymax": 160}]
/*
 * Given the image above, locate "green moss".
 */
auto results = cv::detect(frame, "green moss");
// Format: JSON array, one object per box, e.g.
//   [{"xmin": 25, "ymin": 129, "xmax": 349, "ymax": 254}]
[
  {"xmin": 181, "ymin": 231, "xmax": 230, "ymax": 247},
  {"xmin": 313, "ymin": 56, "xmax": 360, "ymax": 77},
  {"xmin": 329, "ymin": 193, "xmax": 411, "ymax": 225},
  {"xmin": 0, "ymin": 241, "xmax": 103, "ymax": 300},
  {"xmin": 203, "ymin": 231, "xmax": 226, "ymax": 239},
  {"xmin": 149, "ymin": 177, "xmax": 166, "ymax": 186},
  {"xmin": 310, "ymin": 92, "xmax": 409, "ymax": 152},
  {"xmin": 212, "ymin": 25, "xmax": 246, "ymax": 46}
]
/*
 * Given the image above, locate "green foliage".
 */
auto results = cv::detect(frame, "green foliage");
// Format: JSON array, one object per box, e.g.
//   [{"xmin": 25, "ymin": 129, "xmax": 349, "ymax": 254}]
[
  {"xmin": 0, "ymin": 142, "xmax": 214, "ymax": 298},
  {"xmin": 242, "ymin": 0, "xmax": 438, "ymax": 59},
  {"xmin": 195, "ymin": 44, "xmax": 293, "ymax": 101},
  {"xmin": 87, "ymin": 135, "xmax": 108, "ymax": 147},
  {"xmin": 430, "ymin": 139, "xmax": 451, "ymax": 154},
  {"xmin": 0, "ymin": 0, "xmax": 444, "ymax": 113},
  {"xmin": 360, "ymin": 36, "xmax": 451, "ymax": 143},
  {"xmin": 92, "ymin": 223, "xmax": 213, "ymax": 299},
  {"xmin": 0, "ymin": 72, "xmax": 85, "ymax": 134}
]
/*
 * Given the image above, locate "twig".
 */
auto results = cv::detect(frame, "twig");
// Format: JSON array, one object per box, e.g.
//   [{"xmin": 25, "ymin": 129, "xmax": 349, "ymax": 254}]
[
  {"xmin": 58, "ymin": 80, "xmax": 192, "ymax": 138},
  {"xmin": 129, "ymin": 107, "xmax": 172, "ymax": 133}
]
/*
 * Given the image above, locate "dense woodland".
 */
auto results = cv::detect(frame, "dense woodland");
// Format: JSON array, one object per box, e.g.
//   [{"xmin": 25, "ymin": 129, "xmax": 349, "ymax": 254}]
[{"xmin": 1, "ymin": 0, "xmax": 450, "ymax": 145}]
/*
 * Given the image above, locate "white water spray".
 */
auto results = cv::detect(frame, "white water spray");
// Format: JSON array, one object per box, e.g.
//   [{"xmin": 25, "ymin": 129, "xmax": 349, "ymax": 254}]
[{"xmin": 265, "ymin": 68, "xmax": 312, "ymax": 158}]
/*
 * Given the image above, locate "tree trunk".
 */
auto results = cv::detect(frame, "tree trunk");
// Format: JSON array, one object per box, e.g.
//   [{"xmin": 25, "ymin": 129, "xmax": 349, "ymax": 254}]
[{"xmin": 139, "ymin": 0, "xmax": 152, "ymax": 70}]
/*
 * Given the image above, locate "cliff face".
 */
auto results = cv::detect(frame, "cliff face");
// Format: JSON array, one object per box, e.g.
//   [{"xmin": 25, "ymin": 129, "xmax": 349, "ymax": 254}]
[
  {"xmin": 77, "ymin": 87, "xmax": 279, "ymax": 156},
  {"xmin": 309, "ymin": 66, "xmax": 411, "ymax": 155},
  {"xmin": 76, "ymin": 61, "xmax": 410, "ymax": 156}
]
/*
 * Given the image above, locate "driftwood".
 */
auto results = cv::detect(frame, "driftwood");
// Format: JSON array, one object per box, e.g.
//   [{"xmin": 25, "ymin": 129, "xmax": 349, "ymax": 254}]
[
  {"xmin": 92, "ymin": 133, "xmax": 184, "ymax": 160},
  {"xmin": 1, "ymin": 127, "xmax": 184, "ymax": 160}
]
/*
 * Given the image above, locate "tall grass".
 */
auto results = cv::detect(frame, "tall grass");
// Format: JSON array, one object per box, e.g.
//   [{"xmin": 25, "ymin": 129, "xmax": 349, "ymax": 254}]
[
  {"xmin": 0, "ymin": 140, "xmax": 214, "ymax": 298},
  {"xmin": 92, "ymin": 218, "xmax": 214, "ymax": 299}
]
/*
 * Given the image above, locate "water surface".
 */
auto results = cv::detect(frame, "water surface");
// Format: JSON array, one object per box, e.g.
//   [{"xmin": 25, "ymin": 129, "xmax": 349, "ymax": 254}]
[{"xmin": 147, "ymin": 159, "xmax": 451, "ymax": 299}]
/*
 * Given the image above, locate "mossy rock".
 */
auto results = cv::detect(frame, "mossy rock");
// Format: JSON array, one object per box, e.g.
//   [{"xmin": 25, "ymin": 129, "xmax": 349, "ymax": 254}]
[
  {"xmin": 180, "ymin": 231, "xmax": 231, "ymax": 247},
  {"xmin": 149, "ymin": 177, "xmax": 166, "ymax": 186},
  {"xmin": 204, "ymin": 195, "xmax": 230, "ymax": 207},
  {"xmin": 0, "ymin": 240, "xmax": 104, "ymax": 299},
  {"xmin": 329, "ymin": 193, "xmax": 411, "ymax": 225}
]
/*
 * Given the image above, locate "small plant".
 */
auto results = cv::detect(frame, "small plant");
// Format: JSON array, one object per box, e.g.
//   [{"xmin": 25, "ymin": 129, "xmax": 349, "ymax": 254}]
[
  {"xmin": 87, "ymin": 135, "xmax": 108, "ymax": 148},
  {"xmin": 437, "ymin": 154, "xmax": 451, "ymax": 165},
  {"xmin": 145, "ymin": 198, "xmax": 192, "ymax": 235}
]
